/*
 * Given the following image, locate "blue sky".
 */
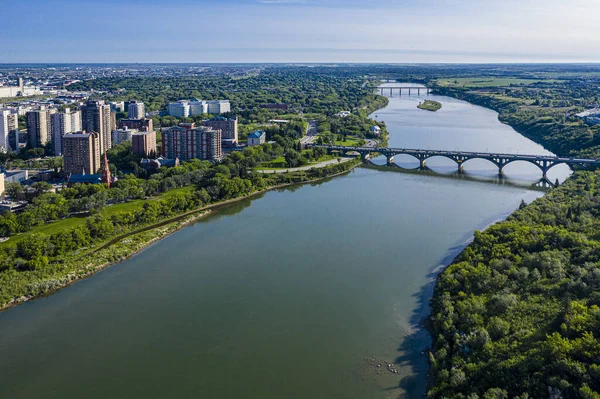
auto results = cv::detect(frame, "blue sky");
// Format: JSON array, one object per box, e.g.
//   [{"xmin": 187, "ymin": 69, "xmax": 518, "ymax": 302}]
[{"xmin": 0, "ymin": 0, "xmax": 597, "ymax": 63}]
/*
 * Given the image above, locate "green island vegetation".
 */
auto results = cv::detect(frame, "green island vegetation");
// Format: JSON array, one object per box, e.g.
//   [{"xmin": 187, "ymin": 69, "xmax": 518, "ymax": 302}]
[{"xmin": 418, "ymin": 100, "xmax": 442, "ymax": 112}]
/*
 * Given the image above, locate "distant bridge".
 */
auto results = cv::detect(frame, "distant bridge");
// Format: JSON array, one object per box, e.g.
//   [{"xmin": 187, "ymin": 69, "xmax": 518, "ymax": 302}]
[
  {"xmin": 314, "ymin": 145, "xmax": 600, "ymax": 177},
  {"xmin": 378, "ymin": 86, "xmax": 430, "ymax": 95}
]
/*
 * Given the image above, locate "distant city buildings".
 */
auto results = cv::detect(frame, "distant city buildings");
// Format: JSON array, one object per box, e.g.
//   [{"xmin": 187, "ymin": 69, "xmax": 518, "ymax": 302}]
[
  {"xmin": 81, "ymin": 100, "xmax": 113, "ymax": 153},
  {"xmin": 248, "ymin": 130, "xmax": 266, "ymax": 146},
  {"xmin": 62, "ymin": 132, "xmax": 100, "ymax": 175},
  {"xmin": 0, "ymin": 109, "xmax": 18, "ymax": 151},
  {"xmin": 168, "ymin": 100, "xmax": 231, "ymax": 117},
  {"xmin": 0, "ymin": 77, "xmax": 41, "ymax": 98},
  {"xmin": 127, "ymin": 100, "xmax": 145, "ymax": 119},
  {"xmin": 162, "ymin": 123, "xmax": 222, "ymax": 161},
  {"xmin": 0, "ymin": 172, "xmax": 4, "ymax": 197},
  {"xmin": 118, "ymin": 118, "xmax": 153, "ymax": 132},
  {"xmin": 132, "ymin": 131, "xmax": 157, "ymax": 157},
  {"xmin": 202, "ymin": 116, "xmax": 238, "ymax": 146}
]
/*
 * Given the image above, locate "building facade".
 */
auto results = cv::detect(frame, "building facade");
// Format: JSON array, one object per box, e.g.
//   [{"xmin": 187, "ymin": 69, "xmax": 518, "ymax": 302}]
[
  {"xmin": 189, "ymin": 100, "xmax": 208, "ymax": 116},
  {"xmin": 168, "ymin": 101, "xmax": 190, "ymax": 118},
  {"xmin": 202, "ymin": 116, "xmax": 238, "ymax": 144},
  {"xmin": 118, "ymin": 118, "xmax": 153, "ymax": 132},
  {"xmin": 81, "ymin": 100, "xmax": 112, "ymax": 153},
  {"xmin": 127, "ymin": 101, "xmax": 145, "ymax": 119},
  {"xmin": 62, "ymin": 132, "xmax": 100, "ymax": 175},
  {"xmin": 248, "ymin": 130, "xmax": 266, "ymax": 146},
  {"xmin": 27, "ymin": 108, "xmax": 56, "ymax": 148},
  {"xmin": 51, "ymin": 109, "xmax": 82, "ymax": 155},
  {"xmin": 112, "ymin": 127, "xmax": 137, "ymax": 147},
  {"xmin": 132, "ymin": 131, "xmax": 157, "ymax": 157},
  {"xmin": 0, "ymin": 109, "xmax": 18, "ymax": 151},
  {"xmin": 207, "ymin": 100, "xmax": 230, "ymax": 114},
  {"xmin": 162, "ymin": 123, "xmax": 222, "ymax": 161}
]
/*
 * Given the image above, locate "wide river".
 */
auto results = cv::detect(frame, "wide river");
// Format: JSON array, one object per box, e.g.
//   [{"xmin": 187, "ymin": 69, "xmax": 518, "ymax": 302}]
[{"xmin": 0, "ymin": 84, "xmax": 570, "ymax": 398}]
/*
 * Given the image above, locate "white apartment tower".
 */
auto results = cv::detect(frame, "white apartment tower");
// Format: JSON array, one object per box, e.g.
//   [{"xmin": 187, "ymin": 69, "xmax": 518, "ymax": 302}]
[
  {"xmin": 0, "ymin": 109, "xmax": 18, "ymax": 151},
  {"xmin": 127, "ymin": 101, "xmax": 145, "ymax": 119}
]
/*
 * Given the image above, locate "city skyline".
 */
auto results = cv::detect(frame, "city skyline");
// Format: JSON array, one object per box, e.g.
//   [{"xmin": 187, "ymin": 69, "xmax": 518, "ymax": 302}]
[{"xmin": 1, "ymin": 0, "xmax": 598, "ymax": 63}]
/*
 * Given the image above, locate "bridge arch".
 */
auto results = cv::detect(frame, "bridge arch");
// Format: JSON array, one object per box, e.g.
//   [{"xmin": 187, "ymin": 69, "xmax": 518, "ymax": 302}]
[{"xmin": 458, "ymin": 156, "xmax": 504, "ymax": 170}]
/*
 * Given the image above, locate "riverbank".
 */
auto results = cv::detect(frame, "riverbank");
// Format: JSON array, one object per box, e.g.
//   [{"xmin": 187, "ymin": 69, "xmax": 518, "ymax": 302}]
[
  {"xmin": 425, "ymin": 88, "xmax": 600, "ymax": 396},
  {"xmin": 0, "ymin": 159, "xmax": 361, "ymax": 312}
]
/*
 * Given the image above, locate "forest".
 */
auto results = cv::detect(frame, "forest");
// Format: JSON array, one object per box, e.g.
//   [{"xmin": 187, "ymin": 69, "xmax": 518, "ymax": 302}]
[{"xmin": 426, "ymin": 68, "xmax": 600, "ymax": 398}]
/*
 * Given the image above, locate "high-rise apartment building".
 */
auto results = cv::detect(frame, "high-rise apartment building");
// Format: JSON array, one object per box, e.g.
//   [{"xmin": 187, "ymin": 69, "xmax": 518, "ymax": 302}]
[
  {"xmin": 81, "ymin": 100, "xmax": 112, "ymax": 153},
  {"xmin": 162, "ymin": 123, "xmax": 221, "ymax": 161},
  {"xmin": 62, "ymin": 132, "xmax": 100, "ymax": 175},
  {"xmin": 51, "ymin": 108, "xmax": 82, "ymax": 155},
  {"xmin": 118, "ymin": 118, "xmax": 153, "ymax": 132},
  {"xmin": 27, "ymin": 108, "xmax": 56, "ymax": 148},
  {"xmin": 132, "ymin": 131, "xmax": 157, "ymax": 157},
  {"xmin": 127, "ymin": 101, "xmax": 145, "ymax": 119},
  {"xmin": 202, "ymin": 116, "xmax": 238, "ymax": 145},
  {"xmin": 0, "ymin": 109, "xmax": 18, "ymax": 151}
]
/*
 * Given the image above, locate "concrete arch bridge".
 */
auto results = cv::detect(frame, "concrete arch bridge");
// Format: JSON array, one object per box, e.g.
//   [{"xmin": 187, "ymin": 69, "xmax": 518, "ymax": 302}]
[{"xmin": 314, "ymin": 145, "xmax": 600, "ymax": 178}]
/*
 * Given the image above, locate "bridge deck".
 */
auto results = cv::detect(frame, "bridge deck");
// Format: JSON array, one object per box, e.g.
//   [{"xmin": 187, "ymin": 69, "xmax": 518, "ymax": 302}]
[{"xmin": 314, "ymin": 145, "xmax": 600, "ymax": 166}]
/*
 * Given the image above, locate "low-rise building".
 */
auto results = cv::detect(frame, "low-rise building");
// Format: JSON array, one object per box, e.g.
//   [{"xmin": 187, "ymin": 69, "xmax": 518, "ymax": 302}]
[
  {"xmin": 0, "ymin": 172, "xmax": 4, "ymax": 197},
  {"xmin": 248, "ymin": 130, "xmax": 266, "ymax": 146},
  {"xmin": 4, "ymin": 170, "xmax": 28, "ymax": 184}
]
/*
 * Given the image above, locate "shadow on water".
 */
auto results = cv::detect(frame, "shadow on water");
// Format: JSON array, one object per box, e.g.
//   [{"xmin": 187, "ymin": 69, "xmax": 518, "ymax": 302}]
[
  {"xmin": 392, "ymin": 204, "xmax": 521, "ymax": 397},
  {"xmin": 361, "ymin": 162, "xmax": 555, "ymax": 192}
]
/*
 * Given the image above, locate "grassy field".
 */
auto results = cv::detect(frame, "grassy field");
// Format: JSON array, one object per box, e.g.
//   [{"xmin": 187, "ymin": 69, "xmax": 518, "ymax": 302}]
[
  {"xmin": 0, "ymin": 186, "xmax": 197, "ymax": 248},
  {"xmin": 255, "ymin": 153, "xmax": 338, "ymax": 170},
  {"xmin": 334, "ymin": 137, "xmax": 363, "ymax": 146}
]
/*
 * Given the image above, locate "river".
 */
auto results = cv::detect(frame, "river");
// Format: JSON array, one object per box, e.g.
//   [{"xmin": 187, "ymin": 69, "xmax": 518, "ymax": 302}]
[{"xmin": 0, "ymin": 85, "xmax": 570, "ymax": 398}]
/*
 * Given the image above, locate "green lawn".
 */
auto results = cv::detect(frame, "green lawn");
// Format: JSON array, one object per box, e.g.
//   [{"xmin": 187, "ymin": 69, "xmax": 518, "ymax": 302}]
[
  {"xmin": 0, "ymin": 186, "xmax": 197, "ymax": 248},
  {"xmin": 334, "ymin": 137, "xmax": 363, "ymax": 147}
]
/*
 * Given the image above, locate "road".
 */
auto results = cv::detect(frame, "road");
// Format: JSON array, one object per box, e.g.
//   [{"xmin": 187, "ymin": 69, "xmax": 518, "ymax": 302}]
[
  {"xmin": 299, "ymin": 120, "xmax": 319, "ymax": 146},
  {"xmin": 256, "ymin": 157, "xmax": 354, "ymax": 174}
]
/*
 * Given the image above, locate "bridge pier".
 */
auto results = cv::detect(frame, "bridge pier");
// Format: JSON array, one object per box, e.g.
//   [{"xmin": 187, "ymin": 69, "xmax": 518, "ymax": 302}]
[
  {"xmin": 361, "ymin": 152, "xmax": 370, "ymax": 162},
  {"xmin": 417, "ymin": 88, "xmax": 421, "ymax": 95},
  {"xmin": 419, "ymin": 158, "xmax": 427, "ymax": 169},
  {"xmin": 386, "ymin": 155, "xmax": 395, "ymax": 165},
  {"xmin": 457, "ymin": 161, "xmax": 463, "ymax": 173},
  {"xmin": 408, "ymin": 88, "xmax": 411, "ymax": 95}
]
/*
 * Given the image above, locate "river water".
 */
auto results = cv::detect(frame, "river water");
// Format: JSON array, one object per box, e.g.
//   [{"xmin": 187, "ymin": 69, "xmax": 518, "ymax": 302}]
[{"xmin": 0, "ymin": 84, "xmax": 570, "ymax": 398}]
